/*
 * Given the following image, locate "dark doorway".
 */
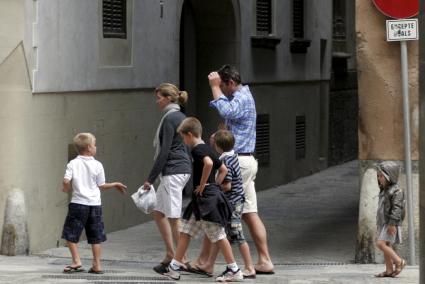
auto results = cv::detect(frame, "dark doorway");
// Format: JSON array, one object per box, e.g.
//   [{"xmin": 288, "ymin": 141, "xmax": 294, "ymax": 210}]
[{"xmin": 179, "ymin": 0, "xmax": 240, "ymax": 139}]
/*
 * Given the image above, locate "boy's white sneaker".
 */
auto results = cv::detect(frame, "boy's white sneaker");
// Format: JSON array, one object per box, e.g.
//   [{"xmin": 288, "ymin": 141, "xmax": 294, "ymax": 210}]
[
  {"xmin": 215, "ymin": 267, "xmax": 243, "ymax": 282},
  {"xmin": 163, "ymin": 265, "xmax": 181, "ymax": 280}
]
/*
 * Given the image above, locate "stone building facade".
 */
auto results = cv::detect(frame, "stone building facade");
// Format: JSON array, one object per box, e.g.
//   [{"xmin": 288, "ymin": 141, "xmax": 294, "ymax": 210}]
[{"xmin": 0, "ymin": 0, "xmax": 352, "ymax": 252}]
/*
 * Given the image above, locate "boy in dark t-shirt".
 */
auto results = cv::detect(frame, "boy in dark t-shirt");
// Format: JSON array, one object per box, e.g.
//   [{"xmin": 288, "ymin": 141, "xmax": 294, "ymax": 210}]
[
  {"xmin": 161, "ymin": 117, "xmax": 243, "ymax": 282},
  {"xmin": 194, "ymin": 130, "xmax": 255, "ymax": 278}
]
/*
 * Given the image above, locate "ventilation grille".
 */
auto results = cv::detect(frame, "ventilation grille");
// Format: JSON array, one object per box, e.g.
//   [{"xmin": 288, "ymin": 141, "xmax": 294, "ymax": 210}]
[
  {"xmin": 103, "ymin": 0, "xmax": 127, "ymax": 39},
  {"xmin": 256, "ymin": 0, "xmax": 272, "ymax": 35},
  {"xmin": 295, "ymin": 115, "xmax": 306, "ymax": 160},
  {"xmin": 256, "ymin": 114, "xmax": 270, "ymax": 166},
  {"xmin": 293, "ymin": 0, "xmax": 304, "ymax": 38},
  {"xmin": 42, "ymin": 274, "xmax": 173, "ymax": 282}
]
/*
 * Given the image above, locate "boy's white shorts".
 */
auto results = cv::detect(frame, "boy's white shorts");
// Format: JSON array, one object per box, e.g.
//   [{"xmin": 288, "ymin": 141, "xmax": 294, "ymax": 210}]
[{"xmin": 154, "ymin": 174, "xmax": 190, "ymax": 218}]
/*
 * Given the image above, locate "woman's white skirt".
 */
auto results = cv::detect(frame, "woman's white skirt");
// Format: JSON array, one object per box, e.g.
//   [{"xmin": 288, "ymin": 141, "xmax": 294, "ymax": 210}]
[{"xmin": 154, "ymin": 174, "xmax": 190, "ymax": 218}]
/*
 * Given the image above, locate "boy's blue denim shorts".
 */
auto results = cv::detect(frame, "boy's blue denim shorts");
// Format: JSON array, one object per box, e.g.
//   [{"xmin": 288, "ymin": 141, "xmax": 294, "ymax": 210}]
[{"xmin": 62, "ymin": 203, "xmax": 107, "ymax": 244}]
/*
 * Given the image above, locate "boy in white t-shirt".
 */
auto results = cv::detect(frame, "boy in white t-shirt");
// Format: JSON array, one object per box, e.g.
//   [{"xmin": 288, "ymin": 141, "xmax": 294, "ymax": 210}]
[{"xmin": 61, "ymin": 133, "xmax": 127, "ymax": 274}]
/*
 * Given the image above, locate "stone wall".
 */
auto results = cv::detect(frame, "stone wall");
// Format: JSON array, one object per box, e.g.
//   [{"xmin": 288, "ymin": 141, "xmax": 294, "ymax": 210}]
[
  {"xmin": 355, "ymin": 0, "xmax": 419, "ymax": 264},
  {"xmin": 356, "ymin": 0, "xmax": 418, "ymax": 161},
  {"xmin": 0, "ymin": 44, "xmax": 155, "ymax": 252}
]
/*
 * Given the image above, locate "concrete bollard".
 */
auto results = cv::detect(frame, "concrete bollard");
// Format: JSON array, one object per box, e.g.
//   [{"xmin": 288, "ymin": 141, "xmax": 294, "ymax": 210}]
[
  {"xmin": 1, "ymin": 188, "xmax": 29, "ymax": 256},
  {"xmin": 355, "ymin": 168, "xmax": 380, "ymax": 263}
]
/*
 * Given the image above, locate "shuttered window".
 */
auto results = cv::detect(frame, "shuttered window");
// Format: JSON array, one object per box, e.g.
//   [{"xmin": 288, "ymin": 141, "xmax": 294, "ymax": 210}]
[
  {"xmin": 103, "ymin": 0, "xmax": 127, "ymax": 39},
  {"xmin": 295, "ymin": 115, "xmax": 306, "ymax": 160},
  {"xmin": 256, "ymin": 0, "xmax": 272, "ymax": 35},
  {"xmin": 293, "ymin": 0, "xmax": 304, "ymax": 38},
  {"xmin": 255, "ymin": 114, "xmax": 270, "ymax": 166}
]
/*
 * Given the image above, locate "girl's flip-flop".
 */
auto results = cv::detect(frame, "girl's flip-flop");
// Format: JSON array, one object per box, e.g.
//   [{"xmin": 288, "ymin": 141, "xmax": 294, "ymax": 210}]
[
  {"xmin": 392, "ymin": 259, "xmax": 406, "ymax": 277},
  {"xmin": 63, "ymin": 265, "xmax": 84, "ymax": 273},
  {"xmin": 374, "ymin": 271, "xmax": 394, "ymax": 278}
]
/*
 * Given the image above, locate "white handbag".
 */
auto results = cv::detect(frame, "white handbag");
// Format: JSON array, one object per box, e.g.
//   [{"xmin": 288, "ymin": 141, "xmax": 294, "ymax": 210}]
[{"xmin": 131, "ymin": 185, "xmax": 157, "ymax": 214}]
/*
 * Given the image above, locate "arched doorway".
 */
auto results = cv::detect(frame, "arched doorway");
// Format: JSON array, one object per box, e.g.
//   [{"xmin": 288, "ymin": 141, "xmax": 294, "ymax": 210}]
[{"xmin": 180, "ymin": 0, "xmax": 240, "ymax": 139}]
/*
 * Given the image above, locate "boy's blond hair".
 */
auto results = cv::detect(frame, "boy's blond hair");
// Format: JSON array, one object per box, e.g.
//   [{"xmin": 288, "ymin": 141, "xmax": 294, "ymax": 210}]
[
  {"xmin": 177, "ymin": 117, "xmax": 202, "ymax": 137},
  {"xmin": 73, "ymin": 132, "xmax": 96, "ymax": 154}
]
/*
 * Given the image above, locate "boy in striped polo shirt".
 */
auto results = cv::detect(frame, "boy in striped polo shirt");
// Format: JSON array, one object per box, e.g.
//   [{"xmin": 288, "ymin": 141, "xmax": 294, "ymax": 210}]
[{"xmin": 194, "ymin": 130, "xmax": 255, "ymax": 279}]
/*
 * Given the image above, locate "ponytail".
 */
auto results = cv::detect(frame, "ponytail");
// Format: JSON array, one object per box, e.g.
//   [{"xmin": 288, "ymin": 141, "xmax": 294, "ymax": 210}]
[
  {"xmin": 178, "ymin": 91, "xmax": 189, "ymax": 105},
  {"xmin": 155, "ymin": 83, "xmax": 189, "ymax": 106}
]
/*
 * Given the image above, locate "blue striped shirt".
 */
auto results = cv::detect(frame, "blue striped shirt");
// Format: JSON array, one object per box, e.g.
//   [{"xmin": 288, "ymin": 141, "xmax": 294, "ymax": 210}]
[
  {"xmin": 220, "ymin": 151, "xmax": 245, "ymax": 205},
  {"xmin": 210, "ymin": 85, "xmax": 256, "ymax": 153}
]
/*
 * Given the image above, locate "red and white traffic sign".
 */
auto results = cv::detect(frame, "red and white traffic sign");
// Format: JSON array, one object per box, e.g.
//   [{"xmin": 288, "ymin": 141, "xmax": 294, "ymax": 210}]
[{"xmin": 372, "ymin": 0, "xmax": 418, "ymax": 19}]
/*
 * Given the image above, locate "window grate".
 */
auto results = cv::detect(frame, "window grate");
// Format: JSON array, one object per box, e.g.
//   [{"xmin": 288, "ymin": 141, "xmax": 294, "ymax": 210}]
[
  {"xmin": 256, "ymin": 0, "xmax": 272, "ymax": 35},
  {"xmin": 42, "ymin": 274, "xmax": 173, "ymax": 281},
  {"xmin": 103, "ymin": 0, "xmax": 127, "ymax": 39},
  {"xmin": 255, "ymin": 114, "xmax": 270, "ymax": 166},
  {"xmin": 293, "ymin": 0, "xmax": 304, "ymax": 38},
  {"xmin": 295, "ymin": 115, "xmax": 306, "ymax": 160}
]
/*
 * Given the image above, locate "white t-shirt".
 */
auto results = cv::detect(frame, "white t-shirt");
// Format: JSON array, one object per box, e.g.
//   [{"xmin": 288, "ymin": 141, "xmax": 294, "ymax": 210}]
[{"xmin": 64, "ymin": 155, "xmax": 106, "ymax": 206}]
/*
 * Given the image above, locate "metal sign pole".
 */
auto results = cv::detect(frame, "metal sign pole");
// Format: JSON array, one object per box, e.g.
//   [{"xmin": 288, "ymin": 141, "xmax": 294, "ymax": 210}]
[{"xmin": 400, "ymin": 40, "xmax": 416, "ymax": 265}]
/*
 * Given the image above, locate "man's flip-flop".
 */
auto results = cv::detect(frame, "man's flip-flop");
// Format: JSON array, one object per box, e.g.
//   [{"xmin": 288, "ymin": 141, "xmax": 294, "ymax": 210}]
[
  {"xmin": 88, "ymin": 268, "xmax": 105, "ymax": 274},
  {"xmin": 255, "ymin": 269, "xmax": 275, "ymax": 275},
  {"xmin": 63, "ymin": 265, "xmax": 84, "ymax": 273}
]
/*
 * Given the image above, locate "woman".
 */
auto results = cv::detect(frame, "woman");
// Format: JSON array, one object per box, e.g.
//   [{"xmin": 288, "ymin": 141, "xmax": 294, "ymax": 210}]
[{"xmin": 144, "ymin": 83, "xmax": 192, "ymax": 273}]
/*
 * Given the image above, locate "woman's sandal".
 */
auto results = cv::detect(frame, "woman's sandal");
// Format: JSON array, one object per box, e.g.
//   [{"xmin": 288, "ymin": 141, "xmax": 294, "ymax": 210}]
[
  {"xmin": 88, "ymin": 267, "xmax": 104, "ymax": 274},
  {"xmin": 392, "ymin": 259, "xmax": 406, "ymax": 277},
  {"xmin": 374, "ymin": 271, "xmax": 394, "ymax": 278},
  {"xmin": 63, "ymin": 265, "xmax": 84, "ymax": 273},
  {"xmin": 243, "ymin": 272, "xmax": 257, "ymax": 279}
]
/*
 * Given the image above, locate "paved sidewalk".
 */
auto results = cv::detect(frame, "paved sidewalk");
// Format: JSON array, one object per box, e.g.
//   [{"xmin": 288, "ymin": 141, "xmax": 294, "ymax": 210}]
[{"xmin": 0, "ymin": 161, "xmax": 419, "ymax": 283}]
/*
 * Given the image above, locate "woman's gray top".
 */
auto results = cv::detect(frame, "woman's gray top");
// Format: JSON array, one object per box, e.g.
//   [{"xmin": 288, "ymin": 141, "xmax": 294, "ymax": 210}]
[{"xmin": 147, "ymin": 111, "xmax": 191, "ymax": 184}]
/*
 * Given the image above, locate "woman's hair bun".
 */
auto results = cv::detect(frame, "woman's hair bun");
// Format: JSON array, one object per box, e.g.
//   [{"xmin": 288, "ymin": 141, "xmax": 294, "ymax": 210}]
[{"xmin": 178, "ymin": 91, "xmax": 188, "ymax": 105}]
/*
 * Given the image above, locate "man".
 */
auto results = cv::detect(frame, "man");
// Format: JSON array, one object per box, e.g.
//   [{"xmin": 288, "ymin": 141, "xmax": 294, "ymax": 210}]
[{"xmin": 208, "ymin": 65, "xmax": 274, "ymax": 274}]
